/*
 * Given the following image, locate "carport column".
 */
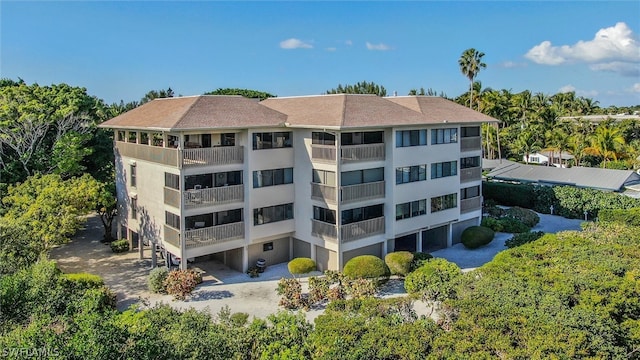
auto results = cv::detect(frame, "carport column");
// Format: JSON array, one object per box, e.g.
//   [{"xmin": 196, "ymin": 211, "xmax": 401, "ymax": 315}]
[
  {"xmin": 446, "ymin": 223, "xmax": 453, "ymax": 248},
  {"xmin": 179, "ymin": 156, "xmax": 187, "ymax": 271},
  {"xmin": 417, "ymin": 230, "xmax": 423, "ymax": 253},
  {"xmin": 242, "ymin": 245, "xmax": 249, "ymax": 273},
  {"xmin": 310, "ymin": 242, "xmax": 316, "ymax": 263}
]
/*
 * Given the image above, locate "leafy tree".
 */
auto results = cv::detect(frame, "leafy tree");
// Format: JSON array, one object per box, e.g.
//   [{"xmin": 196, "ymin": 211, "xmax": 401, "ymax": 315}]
[
  {"xmin": 139, "ymin": 87, "xmax": 174, "ymax": 105},
  {"xmin": 95, "ymin": 182, "xmax": 117, "ymax": 242},
  {"xmin": 204, "ymin": 88, "xmax": 276, "ymax": 100},
  {"xmin": 585, "ymin": 123, "xmax": 626, "ymax": 167},
  {"xmin": 326, "ymin": 81, "xmax": 387, "ymax": 96},
  {"xmin": 458, "ymin": 48, "xmax": 486, "ymax": 110}
]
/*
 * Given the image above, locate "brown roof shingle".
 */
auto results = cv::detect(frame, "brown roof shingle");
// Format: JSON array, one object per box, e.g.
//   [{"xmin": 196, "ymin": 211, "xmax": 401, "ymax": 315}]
[{"xmin": 385, "ymin": 96, "xmax": 499, "ymax": 124}]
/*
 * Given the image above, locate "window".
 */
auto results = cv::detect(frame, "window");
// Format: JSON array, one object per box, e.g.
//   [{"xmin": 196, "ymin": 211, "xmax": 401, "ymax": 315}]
[
  {"xmin": 254, "ymin": 203, "xmax": 294, "ymax": 225},
  {"xmin": 165, "ymin": 173, "xmax": 180, "ymax": 190},
  {"xmin": 313, "ymin": 206, "xmax": 336, "ymax": 224},
  {"xmin": 312, "ymin": 169, "xmax": 336, "ymax": 186},
  {"xmin": 253, "ymin": 168, "xmax": 293, "ymax": 188},
  {"xmin": 461, "ymin": 185, "xmax": 480, "ymax": 199},
  {"xmin": 140, "ymin": 132, "xmax": 149, "ymax": 145},
  {"xmin": 215, "ymin": 171, "xmax": 243, "ymax": 187},
  {"xmin": 431, "ymin": 161, "xmax": 458, "ymax": 179},
  {"xmin": 460, "ymin": 156, "xmax": 480, "ymax": 169},
  {"xmin": 130, "ymin": 197, "xmax": 137, "ymax": 219},
  {"xmin": 396, "ymin": 165, "xmax": 427, "ymax": 184},
  {"xmin": 215, "ymin": 208, "xmax": 243, "ymax": 225},
  {"xmin": 396, "ymin": 199, "xmax": 427, "ymax": 220},
  {"xmin": 221, "ymin": 133, "xmax": 235, "ymax": 146},
  {"xmin": 253, "ymin": 131, "xmax": 292, "ymax": 150},
  {"xmin": 341, "ymin": 131, "xmax": 384, "ymax": 145},
  {"xmin": 431, "ymin": 128, "xmax": 458, "ymax": 144},
  {"xmin": 431, "ymin": 193, "xmax": 457, "ymax": 213},
  {"xmin": 341, "ymin": 168, "xmax": 384, "ymax": 186},
  {"xmin": 396, "ymin": 130, "xmax": 427, "ymax": 147},
  {"xmin": 461, "ymin": 126, "xmax": 480, "ymax": 137},
  {"xmin": 130, "ymin": 164, "xmax": 137, "ymax": 187},
  {"xmin": 117, "ymin": 131, "xmax": 125, "ymax": 142},
  {"xmin": 312, "ymin": 132, "xmax": 336, "ymax": 145},
  {"xmin": 127, "ymin": 131, "xmax": 138, "ymax": 143},
  {"xmin": 165, "ymin": 211, "xmax": 180, "ymax": 228},
  {"xmin": 342, "ymin": 204, "xmax": 384, "ymax": 225}
]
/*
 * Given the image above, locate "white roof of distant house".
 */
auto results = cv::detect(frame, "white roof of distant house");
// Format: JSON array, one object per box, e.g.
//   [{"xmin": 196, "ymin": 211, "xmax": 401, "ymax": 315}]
[
  {"xmin": 486, "ymin": 162, "xmax": 640, "ymax": 192},
  {"xmin": 535, "ymin": 150, "xmax": 574, "ymax": 160},
  {"xmin": 559, "ymin": 114, "xmax": 640, "ymax": 123}
]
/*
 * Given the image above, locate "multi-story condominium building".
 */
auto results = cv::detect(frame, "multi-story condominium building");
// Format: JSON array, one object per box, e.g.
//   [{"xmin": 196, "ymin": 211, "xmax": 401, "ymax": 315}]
[{"xmin": 100, "ymin": 94, "xmax": 497, "ymax": 272}]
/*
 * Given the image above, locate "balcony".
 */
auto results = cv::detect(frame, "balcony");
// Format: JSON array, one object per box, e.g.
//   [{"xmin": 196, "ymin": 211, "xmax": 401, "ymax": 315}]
[
  {"xmin": 460, "ymin": 136, "xmax": 481, "ymax": 152},
  {"xmin": 182, "ymin": 146, "xmax": 244, "ymax": 168},
  {"xmin": 341, "ymin": 143, "xmax": 385, "ymax": 163},
  {"xmin": 460, "ymin": 166, "xmax": 482, "ymax": 183},
  {"xmin": 184, "ymin": 222, "xmax": 244, "ymax": 249},
  {"xmin": 341, "ymin": 181, "xmax": 385, "ymax": 204},
  {"xmin": 164, "ymin": 187, "xmax": 181, "ymax": 208},
  {"xmin": 183, "ymin": 185, "xmax": 244, "ymax": 209},
  {"xmin": 341, "ymin": 216, "xmax": 385, "ymax": 243},
  {"xmin": 164, "ymin": 225, "xmax": 180, "ymax": 248},
  {"xmin": 460, "ymin": 197, "xmax": 482, "ymax": 214},
  {"xmin": 311, "ymin": 219, "xmax": 337, "ymax": 242},
  {"xmin": 116, "ymin": 142, "xmax": 178, "ymax": 167},
  {"xmin": 311, "ymin": 144, "xmax": 337, "ymax": 163},
  {"xmin": 311, "ymin": 183, "xmax": 337, "ymax": 204}
]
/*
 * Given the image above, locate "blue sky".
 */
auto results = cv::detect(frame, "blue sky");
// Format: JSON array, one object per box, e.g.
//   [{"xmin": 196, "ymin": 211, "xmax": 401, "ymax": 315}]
[{"xmin": 2, "ymin": 1, "xmax": 639, "ymax": 107}]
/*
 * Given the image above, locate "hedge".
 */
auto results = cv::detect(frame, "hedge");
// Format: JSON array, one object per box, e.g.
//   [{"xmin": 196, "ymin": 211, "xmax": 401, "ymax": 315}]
[
  {"xmin": 404, "ymin": 258, "xmax": 462, "ymax": 301},
  {"xmin": 288, "ymin": 258, "xmax": 317, "ymax": 275},
  {"xmin": 110, "ymin": 239, "xmax": 130, "ymax": 253},
  {"xmin": 343, "ymin": 255, "xmax": 390, "ymax": 280},
  {"xmin": 505, "ymin": 231, "xmax": 546, "ymax": 248},
  {"xmin": 384, "ymin": 251, "xmax": 414, "ymax": 277},
  {"xmin": 60, "ymin": 273, "xmax": 105, "ymax": 291},
  {"xmin": 461, "ymin": 226, "xmax": 495, "ymax": 249},
  {"xmin": 599, "ymin": 208, "xmax": 640, "ymax": 226}
]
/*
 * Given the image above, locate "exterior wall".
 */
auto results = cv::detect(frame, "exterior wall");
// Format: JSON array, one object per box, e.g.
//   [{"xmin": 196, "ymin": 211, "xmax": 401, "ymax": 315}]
[
  {"xmin": 248, "ymin": 237, "xmax": 290, "ymax": 267},
  {"xmin": 225, "ymin": 247, "xmax": 244, "ymax": 272},
  {"xmin": 293, "ymin": 238, "xmax": 311, "ymax": 258},
  {"xmin": 343, "ymin": 242, "xmax": 383, "ymax": 264},
  {"xmin": 316, "ymin": 246, "xmax": 338, "ymax": 272}
]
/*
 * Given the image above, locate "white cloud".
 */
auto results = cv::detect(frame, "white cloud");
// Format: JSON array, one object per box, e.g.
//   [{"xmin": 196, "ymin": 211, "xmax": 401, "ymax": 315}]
[
  {"xmin": 280, "ymin": 38, "xmax": 313, "ymax": 49},
  {"xmin": 366, "ymin": 42, "xmax": 391, "ymax": 51},
  {"xmin": 559, "ymin": 84, "xmax": 576, "ymax": 93},
  {"xmin": 500, "ymin": 61, "xmax": 527, "ymax": 68},
  {"xmin": 345, "ymin": 40, "xmax": 353, "ymax": 46},
  {"xmin": 525, "ymin": 22, "xmax": 640, "ymax": 76},
  {"xmin": 326, "ymin": 47, "xmax": 337, "ymax": 52},
  {"xmin": 632, "ymin": 83, "xmax": 640, "ymax": 93}
]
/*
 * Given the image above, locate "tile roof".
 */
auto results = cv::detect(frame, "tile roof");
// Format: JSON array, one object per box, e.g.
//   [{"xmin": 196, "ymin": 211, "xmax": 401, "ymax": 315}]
[
  {"xmin": 386, "ymin": 96, "xmax": 499, "ymax": 124},
  {"xmin": 99, "ymin": 95, "xmax": 287, "ymax": 130}
]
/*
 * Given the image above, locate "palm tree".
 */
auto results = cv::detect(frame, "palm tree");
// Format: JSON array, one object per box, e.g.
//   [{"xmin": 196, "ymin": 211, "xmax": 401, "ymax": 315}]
[
  {"xmin": 584, "ymin": 124, "xmax": 626, "ymax": 167},
  {"xmin": 458, "ymin": 48, "xmax": 486, "ymax": 110},
  {"xmin": 513, "ymin": 130, "xmax": 541, "ymax": 164}
]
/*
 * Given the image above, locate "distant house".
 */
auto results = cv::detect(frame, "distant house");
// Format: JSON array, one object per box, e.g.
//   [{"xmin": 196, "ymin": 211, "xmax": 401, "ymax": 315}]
[
  {"xmin": 559, "ymin": 114, "xmax": 640, "ymax": 123},
  {"xmin": 525, "ymin": 150, "xmax": 574, "ymax": 168},
  {"xmin": 486, "ymin": 162, "xmax": 640, "ymax": 193}
]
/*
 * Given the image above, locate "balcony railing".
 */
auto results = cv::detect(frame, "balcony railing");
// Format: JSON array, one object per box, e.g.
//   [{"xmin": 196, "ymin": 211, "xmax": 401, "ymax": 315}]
[
  {"xmin": 184, "ymin": 222, "xmax": 244, "ymax": 249},
  {"xmin": 460, "ymin": 197, "xmax": 482, "ymax": 213},
  {"xmin": 164, "ymin": 225, "xmax": 180, "ymax": 248},
  {"xmin": 341, "ymin": 216, "xmax": 385, "ymax": 243},
  {"xmin": 460, "ymin": 137, "xmax": 481, "ymax": 152},
  {"xmin": 164, "ymin": 187, "xmax": 181, "ymax": 207},
  {"xmin": 341, "ymin": 143, "xmax": 385, "ymax": 163},
  {"xmin": 341, "ymin": 181, "xmax": 385, "ymax": 204},
  {"xmin": 311, "ymin": 183, "xmax": 337, "ymax": 204},
  {"xmin": 460, "ymin": 166, "xmax": 482, "ymax": 183},
  {"xmin": 311, "ymin": 144, "xmax": 337, "ymax": 163},
  {"xmin": 116, "ymin": 142, "xmax": 178, "ymax": 167},
  {"xmin": 311, "ymin": 219, "xmax": 337, "ymax": 242},
  {"xmin": 182, "ymin": 146, "xmax": 244, "ymax": 168},
  {"xmin": 183, "ymin": 185, "xmax": 244, "ymax": 209}
]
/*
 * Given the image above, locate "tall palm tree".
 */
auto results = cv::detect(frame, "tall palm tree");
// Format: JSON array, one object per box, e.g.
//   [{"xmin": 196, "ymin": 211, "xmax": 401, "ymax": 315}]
[
  {"xmin": 458, "ymin": 48, "xmax": 486, "ymax": 110},
  {"xmin": 513, "ymin": 129, "xmax": 541, "ymax": 164},
  {"xmin": 584, "ymin": 124, "xmax": 626, "ymax": 167}
]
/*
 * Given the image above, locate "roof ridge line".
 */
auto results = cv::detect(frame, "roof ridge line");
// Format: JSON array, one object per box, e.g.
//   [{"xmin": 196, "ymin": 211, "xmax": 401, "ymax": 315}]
[
  {"xmin": 172, "ymin": 96, "xmax": 202, "ymax": 131},
  {"xmin": 340, "ymin": 94, "xmax": 347, "ymax": 127}
]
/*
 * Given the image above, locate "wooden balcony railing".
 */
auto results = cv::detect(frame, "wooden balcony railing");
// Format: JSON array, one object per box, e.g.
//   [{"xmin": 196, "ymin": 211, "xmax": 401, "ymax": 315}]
[
  {"xmin": 460, "ymin": 166, "xmax": 482, "ymax": 183},
  {"xmin": 460, "ymin": 197, "xmax": 482, "ymax": 213},
  {"xmin": 341, "ymin": 216, "xmax": 385, "ymax": 243},
  {"xmin": 311, "ymin": 183, "xmax": 337, "ymax": 204},
  {"xmin": 184, "ymin": 222, "xmax": 244, "ymax": 249},
  {"xmin": 183, "ymin": 185, "xmax": 244, "ymax": 209},
  {"xmin": 163, "ymin": 225, "xmax": 180, "ymax": 248},
  {"xmin": 341, "ymin": 143, "xmax": 385, "ymax": 162},
  {"xmin": 341, "ymin": 181, "xmax": 385, "ymax": 204},
  {"xmin": 460, "ymin": 137, "xmax": 481, "ymax": 152},
  {"xmin": 182, "ymin": 146, "xmax": 244, "ymax": 168},
  {"xmin": 311, "ymin": 144, "xmax": 337, "ymax": 163},
  {"xmin": 311, "ymin": 219, "xmax": 337, "ymax": 242}
]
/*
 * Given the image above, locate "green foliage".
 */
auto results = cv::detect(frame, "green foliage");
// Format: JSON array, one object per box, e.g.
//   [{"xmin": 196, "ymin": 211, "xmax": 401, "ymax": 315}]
[
  {"xmin": 505, "ymin": 231, "xmax": 546, "ymax": 248},
  {"xmin": 163, "ymin": 269, "xmax": 201, "ymax": 300},
  {"xmin": 504, "ymin": 206, "xmax": 540, "ymax": 227},
  {"xmin": 148, "ymin": 267, "xmax": 169, "ymax": 293},
  {"xmin": 276, "ymin": 278, "xmax": 305, "ymax": 310},
  {"xmin": 60, "ymin": 272, "xmax": 105, "ymax": 290},
  {"xmin": 411, "ymin": 252, "xmax": 434, "ymax": 271},
  {"xmin": 404, "ymin": 258, "xmax": 462, "ymax": 302},
  {"xmin": 384, "ymin": 251, "xmax": 414, "ymax": 276},
  {"xmin": 461, "ymin": 226, "xmax": 495, "ymax": 248},
  {"xmin": 325, "ymin": 80, "xmax": 387, "ymax": 96},
  {"xmin": 343, "ymin": 255, "xmax": 390, "ymax": 280},
  {"xmin": 482, "ymin": 181, "xmax": 536, "ymax": 208},
  {"xmin": 110, "ymin": 239, "xmax": 129, "ymax": 253},
  {"xmin": 204, "ymin": 88, "xmax": 275, "ymax": 100},
  {"xmin": 599, "ymin": 207, "xmax": 640, "ymax": 226},
  {"xmin": 481, "ymin": 216, "xmax": 531, "ymax": 233},
  {"xmin": 287, "ymin": 257, "xmax": 316, "ymax": 275}
]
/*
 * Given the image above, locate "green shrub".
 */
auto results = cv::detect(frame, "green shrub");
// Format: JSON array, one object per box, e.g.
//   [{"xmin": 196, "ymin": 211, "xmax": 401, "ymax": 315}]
[
  {"xmin": 79, "ymin": 286, "xmax": 117, "ymax": 313},
  {"xmin": 148, "ymin": 267, "xmax": 169, "ymax": 293},
  {"xmin": 110, "ymin": 239, "xmax": 129, "ymax": 253},
  {"xmin": 343, "ymin": 255, "xmax": 390, "ymax": 280},
  {"xmin": 384, "ymin": 251, "xmax": 414, "ymax": 277},
  {"xmin": 505, "ymin": 206, "xmax": 540, "ymax": 227},
  {"xmin": 411, "ymin": 252, "xmax": 433, "ymax": 271},
  {"xmin": 229, "ymin": 312, "xmax": 249, "ymax": 327},
  {"xmin": 288, "ymin": 257, "xmax": 316, "ymax": 275},
  {"xmin": 481, "ymin": 217, "xmax": 503, "ymax": 232},
  {"xmin": 599, "ymin": 208, "xmax": 640, "ymax": 226},
  {"xmin": 505, "ymin": 231, "xmax": 546, "ymax": 248},
  {"xmin": 163, "ymin": 269, "xmax": 201, "ymax": 300},
  {"xmin": 461, "ymin": 226, "xmax": 495, "ymax": 249},
  {"xmin": 404, "ymin": 258, "xmax": 462, "ymax": 301},
  {"xmin": 61, "ymin": 272, "xmax": 105, "ymax": 291},
  {"xmin": 483, "ymin": 182, "xmax": 535, "ymax": 208},
  {"xmin": 481, "ymin": 216, "xmax": 530, "ymax": 233}
]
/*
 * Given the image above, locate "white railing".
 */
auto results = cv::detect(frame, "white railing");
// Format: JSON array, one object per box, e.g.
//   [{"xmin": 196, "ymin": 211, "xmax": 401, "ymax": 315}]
[
  {"xmin": 311, "ymin": 219, "xmax": 338, "ymax": 241},
  {"xmin": 311, "ymin": 144, "xmax": 337, "ymax": 162},
  {"xmin": 460, "ymin": 197, "xmax": 482, "ymax": 213},
  {"xmin": 184, "ymin": 222, "xmax": 244, "ymax": 249},
  {"xmin": 311, "ymin": 183, "xmax": 337, "ymax": 204},
  {"xmin": 182, "ymin": 146, "xmax": 244, "ymax": 167},
  {"xmin": 341, "ymin": 216, "xmax": 385, "ymax": 243},
  {"xmin": 116, "ymin": 142, "xmax": 178, "ymax": 167},
  {"xmin": 341, "ymin": 143, "xmax": 385, "ymax": 162},
  {"xmin": 341, "ymin": 181, "xmax": 385, "ymax": 204},
  {"xmin": 460, "ymin": 167, "xmax": 482, "ymax": 183},
  {"xmin": 183, "ymin": 185, "xmax": 244, "ymax": 208},
  {"xmin": 460, "ymin": 137, "xmax": 481, "ymax": 152}
]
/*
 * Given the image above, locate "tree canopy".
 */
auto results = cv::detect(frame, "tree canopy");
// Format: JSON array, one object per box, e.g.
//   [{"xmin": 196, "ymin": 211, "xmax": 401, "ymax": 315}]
[
  {"xmin": 204, "ymin": 88, "xmax": 275, "ymax": 100},
  {"xmin": 326, "ymin": 81, "xmax": 387, "ymax": 96}
]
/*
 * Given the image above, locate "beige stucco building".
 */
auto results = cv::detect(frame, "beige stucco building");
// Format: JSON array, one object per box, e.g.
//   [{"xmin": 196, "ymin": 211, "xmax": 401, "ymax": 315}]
[{"xmin": 99, "ymin": 94, "xmax": 497, "ymax": 272}]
